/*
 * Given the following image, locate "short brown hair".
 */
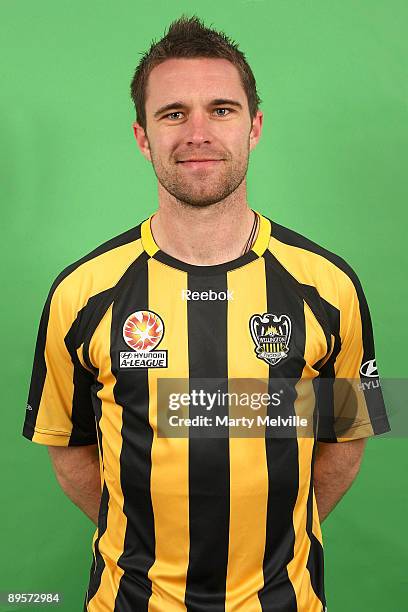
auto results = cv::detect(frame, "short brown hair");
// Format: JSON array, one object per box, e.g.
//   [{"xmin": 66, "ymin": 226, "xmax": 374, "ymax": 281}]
[{"xmin": 130, "ymin": 14, "xmax": 262, "ymax": 131}]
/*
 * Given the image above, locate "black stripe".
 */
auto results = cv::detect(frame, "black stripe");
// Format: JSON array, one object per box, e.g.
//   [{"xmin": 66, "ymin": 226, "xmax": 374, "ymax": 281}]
[
  {"xmin": 299, "ymin": 285, "xmax": 332, "ymax": 366},
  {"xmin": 83, "ymin": 373, "xmax": 108, "ymax": 609},
  {"xmin": 314, "ymin": 299, "xmax": 341, "ymax": 442},
  {"xmin": 306, "ymin": 442, "xmax": 326, "ymax": 607},
  {"xmin": 64, "ymin": 304, "xmax": 105, "ymax": 446},
  {"xmin": 264, "ymin": 252, "xmax": 333, "ymax": 357},
  {"xmin": 257, "ymin": 250, "xmax": 304, "ymax": 612},
  {"xmin": 66, "ymin": 295, "xmax": 113, "ymax": 607},
  {"xmin": 85, "ymin": 478, "xmax": 109, "ymax": 607},
  {"xmin": 243, "ymin": 249, "xmax": 338, "ymax": 443},
  {"xmin": 69, "ymin": 362, "xmax": 97, "ymax": 445},
  {"xmin": 71, "ymin": 288, "xmax": 117, "ymax": 375},
  {"xmin": 270, "ymin": 219, "xmax": 360, "ymax": 281},
  {"xmin": 348, "ymin": 281, "xmax": 390, "ymax": 433},
  {"xmin": 65, "ymin": 283, "xmax": 142, "ymax": 445},
  {"xmin": 22, "ymin": 224, "xmax": 142, "ymax": 441},
  {"xmin": 185, "ymin": 273, "xmax": 230, "ymax": 612},
  {"xmin": 23, "ymin": 301, "xmax": 55, "ymax": 440},
  {"xmin": 270, "ymin": 220, "xmax": 390, "ymax": 435},
  {"xmin": 112, "ymin": 253, "xmax": 155, "ymax": 611}
]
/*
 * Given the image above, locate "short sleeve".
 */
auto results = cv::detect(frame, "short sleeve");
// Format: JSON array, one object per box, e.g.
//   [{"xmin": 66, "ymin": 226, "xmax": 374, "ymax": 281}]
[
  {"xmin": 22, "ymin": 276, "xmax": 97, "ymax": 447},
  {"xmin": 316, "ymin": 266, "xmax": 391, "ymax": 443}
]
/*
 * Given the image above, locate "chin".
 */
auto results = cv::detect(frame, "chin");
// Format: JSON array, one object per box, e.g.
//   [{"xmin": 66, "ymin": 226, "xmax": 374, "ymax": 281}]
[{"xmin": 181, "ymin": 190, "xmax": 235, "ymax": 205}]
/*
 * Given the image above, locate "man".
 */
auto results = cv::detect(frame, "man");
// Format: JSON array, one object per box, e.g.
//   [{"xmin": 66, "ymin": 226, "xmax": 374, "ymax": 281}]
[{"xmin": 22, "ymin": 15, "xmax": 390, "ymax": 612}]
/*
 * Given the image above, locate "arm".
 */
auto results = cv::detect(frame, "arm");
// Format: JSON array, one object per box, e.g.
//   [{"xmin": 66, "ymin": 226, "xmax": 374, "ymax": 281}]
[
  {"xmin": 47, "ymin": 444, "xmax": 102, "ymax": 526},
  {"xmin": 313, "ymin": 438, "xmax": 366, "ymax": 523}
]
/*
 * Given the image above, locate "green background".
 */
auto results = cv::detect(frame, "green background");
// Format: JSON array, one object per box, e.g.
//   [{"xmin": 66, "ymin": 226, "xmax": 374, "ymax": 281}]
[{"xmin": 1, "ymin": 0, "xmax": 407, "ymax": 610}]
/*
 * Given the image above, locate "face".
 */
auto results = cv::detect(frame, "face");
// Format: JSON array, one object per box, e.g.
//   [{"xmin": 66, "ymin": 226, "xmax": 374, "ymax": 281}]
[{"xmin": 133, "ymin": 58, "xmax": 263, "ymax": 207}]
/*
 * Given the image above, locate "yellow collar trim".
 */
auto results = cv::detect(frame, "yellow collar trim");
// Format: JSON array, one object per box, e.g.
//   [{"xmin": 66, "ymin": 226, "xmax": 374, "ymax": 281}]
[{"xmin": 140, "ymin": 209, "xmax": 271, "ymax": 259}]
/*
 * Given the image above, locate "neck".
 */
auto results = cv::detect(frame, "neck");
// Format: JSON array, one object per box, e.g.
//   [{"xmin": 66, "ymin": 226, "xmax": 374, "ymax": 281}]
[{"xmin": 150, "ymin": 183, "xmax": 258, "ymax": 266}]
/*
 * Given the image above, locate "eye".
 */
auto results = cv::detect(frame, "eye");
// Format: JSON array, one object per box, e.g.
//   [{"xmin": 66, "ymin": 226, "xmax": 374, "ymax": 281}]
[
  {"xmin": 214, "ymin": 108, "xmax": 232, "ymax": 116},
  {"xmin": 165, "ymin": 111, "xmax": 184, "ymax": 120},
  {"xmin": 164, "ymin": 108, "xmax": 233, "ymax": 120}
]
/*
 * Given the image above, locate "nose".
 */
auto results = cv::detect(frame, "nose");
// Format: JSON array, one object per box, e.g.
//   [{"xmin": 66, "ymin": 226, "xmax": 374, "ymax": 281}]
[{"xmin": 183, "ymin": 110, "xmax": 212, "ymax": 146}]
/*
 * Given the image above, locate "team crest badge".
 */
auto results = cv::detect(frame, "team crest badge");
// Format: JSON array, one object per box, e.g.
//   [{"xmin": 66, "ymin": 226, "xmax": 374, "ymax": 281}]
[
  {"xmin": 249, "ymin": 313, "xmax": 292, "ymax": 366},
  {"xmin": 120, "ymin": 310, "xmax": 168, "ymax": 369}
]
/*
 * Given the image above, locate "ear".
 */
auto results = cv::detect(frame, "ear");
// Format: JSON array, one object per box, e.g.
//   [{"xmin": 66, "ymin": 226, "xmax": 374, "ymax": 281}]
[
  {"xmin": 249, "ymin": 110, "xmax": 263, "ymax": 152},
  {"xmin": 132, "ymin": 121, "xmax": 152, "ymax": 162}
]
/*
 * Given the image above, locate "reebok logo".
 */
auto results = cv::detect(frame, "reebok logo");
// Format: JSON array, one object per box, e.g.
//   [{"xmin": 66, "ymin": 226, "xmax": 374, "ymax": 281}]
[{"xmin": 181, "ymin": 289, "xmax": 234, "ymax": 301}]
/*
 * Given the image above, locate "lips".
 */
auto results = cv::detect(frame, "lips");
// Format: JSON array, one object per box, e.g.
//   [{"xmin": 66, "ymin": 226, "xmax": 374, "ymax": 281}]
[
  {"xmin": 177, "ymin": 159, "xmax": 222, "ymax": 163},
  {"xmin": 176, "ymin": 159, "xmax": 224, "ymax": 169}
]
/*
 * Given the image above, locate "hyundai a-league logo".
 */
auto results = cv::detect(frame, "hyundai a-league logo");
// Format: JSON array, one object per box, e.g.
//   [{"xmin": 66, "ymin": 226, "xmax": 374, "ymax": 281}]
[
  {"xmin": 120, "ymin": 310, "xmax": 167, "ymax": 368},
  {"xmin": 249, "ymin": 312, "xmax": 292, "ymax": 366}
]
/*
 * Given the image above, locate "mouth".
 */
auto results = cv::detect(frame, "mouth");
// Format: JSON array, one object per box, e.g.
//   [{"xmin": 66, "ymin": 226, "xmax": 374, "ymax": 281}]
[{"xmin": 176, "ymin": 159, "xmax": 224, "ymax": 170}]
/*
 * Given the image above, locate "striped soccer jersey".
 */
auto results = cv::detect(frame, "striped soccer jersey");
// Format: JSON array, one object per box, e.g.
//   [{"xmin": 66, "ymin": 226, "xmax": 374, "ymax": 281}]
[{"xmin": 22, "ymin": 209, "xmax": 390, "ymax": 612}]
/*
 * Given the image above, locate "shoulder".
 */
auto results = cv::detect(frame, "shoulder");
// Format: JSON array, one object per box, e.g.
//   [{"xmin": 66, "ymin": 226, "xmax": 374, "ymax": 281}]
[
  {"xmin": 266, "ymin": 217, "xmax": 366, "ymax": 306},
  {"xmin": 53, "ymin": 224, "xmax": 142, "ymax": 288},
  {"xmin": 42, "ymin": 222, "xmax": 144, "ymax": 322}
]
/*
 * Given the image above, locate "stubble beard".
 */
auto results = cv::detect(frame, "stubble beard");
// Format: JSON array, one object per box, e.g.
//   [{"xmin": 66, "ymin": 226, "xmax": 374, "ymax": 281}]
[{"xmin": 149, "ymin": 146, "xmax": 250, "ymax": 208}]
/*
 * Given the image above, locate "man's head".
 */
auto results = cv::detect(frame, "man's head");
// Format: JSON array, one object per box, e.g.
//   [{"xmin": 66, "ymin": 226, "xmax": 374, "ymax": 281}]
[{"xmin": 130, "ymin": 15, "xmax": 263, "ymax": 207}]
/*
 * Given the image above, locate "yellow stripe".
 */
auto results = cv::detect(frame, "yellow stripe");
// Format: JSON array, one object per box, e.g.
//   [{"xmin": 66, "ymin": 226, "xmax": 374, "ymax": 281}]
[
  {"xmin": 268, "ymin": 238, "xmax": 339, "ymax": 306},
  {"xmin": 76, "ymin": 343, "xmax": 94, "ymax": 373},
  {"xmin": 268, "ymin": 239, "xmax": 374, "ymax": 441},
  {"xmin": 225, "ymin": 257, "xmax": 269, "ymax": 612},
  {"xmin": 35, "ymin": 238, "xmax": 144, "ymax": 444},
  {"xmin": 141, "ymin": 214, "xmax": 159, "ymax": 256},
  {"xmin": 287, "ymin": 302, "xmax": 325, "ymax": 611},
  {"xmin": 87, "ymin": 305, "xmax": 126, "ymax": 611},
  {"xmin": 251, "ymin": 210, "xmax": 271, "ymax": 257},
  {"xmin": 312, "ymin": 492, "xmax": 323, "ymax": 546},
  {"xmin": 147, "ymin": 259, "xmax": 190, "ymax": 612}
]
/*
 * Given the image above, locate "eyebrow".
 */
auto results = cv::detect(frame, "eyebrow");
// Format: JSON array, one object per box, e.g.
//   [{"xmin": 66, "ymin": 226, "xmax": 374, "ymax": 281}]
[{"xmin": 153, "ymin": 98, "xmax": 243, "ymax": 118}]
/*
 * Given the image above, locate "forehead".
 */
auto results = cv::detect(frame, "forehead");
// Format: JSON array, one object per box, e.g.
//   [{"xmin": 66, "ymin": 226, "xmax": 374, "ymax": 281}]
[{"xmin": 145, "ymin": 58, "xmax": 245, "ymax": 108}]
